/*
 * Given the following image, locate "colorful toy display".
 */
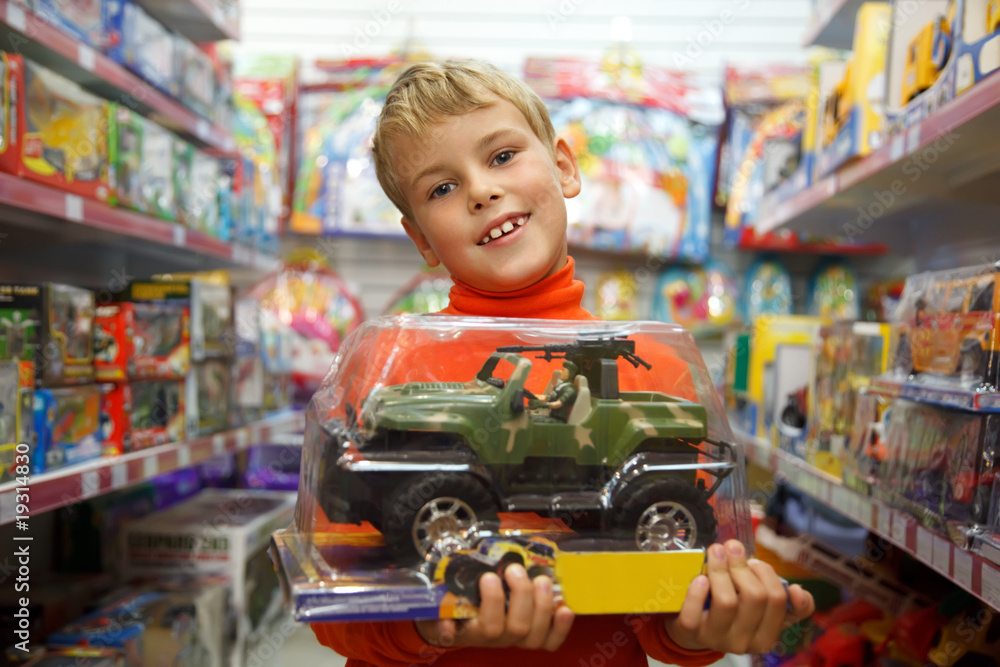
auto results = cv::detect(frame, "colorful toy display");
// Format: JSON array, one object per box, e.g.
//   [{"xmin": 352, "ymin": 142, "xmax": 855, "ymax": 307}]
[
  {"xmin": 99, "ymin": 381, "xmax": 131, "ymax": 456},
  {"xmin": 815, "ymin": 3, "xmax": 891, "ymax": 177},
  {"xmin": 186, "ymin": 359, "xmax": 231, "ymax": 436},
  {"xmin": 381, "ymin": 267, "xmax": 452, "ymax": 316},
  {"xmin": 104, "ymin": 0, "xmax": 178, "ymax": 97},
  {"xmin": 111, "ymin": 107, "xmax": 178, "ymax": 220},
  {"xmin": 652, "ymin": 261, "xmax": 739, "ymax": 337},
  {"xmin": 276, "ymin": 316, "xmax": 750, "ymax": 622},
  {"xmin": 808, "ymin": 261, "xmax": 861, "ymax": 320},
  {"xmin": 130, "ymin": 379, "xmax": 185, "ymax": 449},
  {"xmin": 594, "ymin": 270, "xmax": 640, "ymax": 321},
  {"xmin": 243, "ymin": 250, "xmax": 364, "ymax": 406},
  {"xmin": 34, "ymin": 0, "xmax": 105, "ymax": 49},
  {"xmin": 744, "ymin": 258, "xmax": 794, "ymax": 321},
  {"xmin": 128, "ymin": 283, "xmax": 191, "ymax": 380},
  {"xmin": 0, "ymin": 360, "xmax": 33, "ymax": 482},
  {"xmin": 0, "ymin": 53, "xmax": 112, "ymax": 202},
  {"xmin": 524, "ymin": 57, "xmax": 721, "ymax": 261},
  {"xmin": 33, "ymin": 384, "xmax": 102, "ymax": 473}
]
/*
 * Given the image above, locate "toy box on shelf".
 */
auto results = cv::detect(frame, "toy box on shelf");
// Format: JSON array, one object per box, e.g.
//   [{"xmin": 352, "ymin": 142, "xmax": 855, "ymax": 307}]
[
  {"xmin": 273, "ymin": 316, "xmax": 751, "ymax": 622},
  {"xmin": 129, "ymin": 378, "xmax": 185, "ymax": 449},
  {"xmin": 524, "ymin": 55, "xmax": 722, "ymax": 261},
  {"xmin": 652, "ymin": 261, "xmax": 740, "ymax": 337},
  {"xmin": 232, "ymin": 92, "xmax": 281, "ymax": 251},
  {"xmin": 841, "ymin": 387, "xmax": 893, "ymax": 495},
  {"xmin": 99, "ymin": 381, "xmax": 131, "ymax": 456},
  {"xmin": 0, "ymin": 360, "xmax": 33, "ymax": 481},
  {"xmin": 176, "ymin": 37, "xmax": 216, "ymax": 121},
  {"xmin": 127, "ymin": 282, "xmax": 191, "ymax": 380},
  {"xmin": 805, "ymin": 321, "xmax": 891, "ymax": 477},
  {"xmin": 0, "ymin": 283, "xmax": 96, "ymax": 387},
  {"xmin": 123, "ymin": 489, "xmax": 296, "ymax": 667},
  {"xmin": 0, "ymin": 54, "xmax": 113, "ymax": 202},
  {"xmin": 872, "ymin": 260, "xmax": 1000, "ymax": 411},
  {"xmin": 103, "ymin": 0, "xmax": 178, "ymax": 97},
  {"xmin": 878, "ymin": 399, "xmax": 998, "ymax": 547},
  {"xmin": 110, "ymin": 108, "xmax": 177, "ymax": 221},
  {"xmin": 95, "ymin": 303, "xmax": 135, "ymax": 381},
  {"xmin": 815, "ymin": 2, "xmax": 891, "ymax": 177},
  {"xmin": 20, "ymin": 649, "xmax": 126, "ymax": 667},
  {"xmin": 34, "ymin": 0, "xmax": 105, "ymax": 49},
  {"xmin": 185, "ymin": 359, "xmax": 232, "ymax": 437},
  {"xmin": 884, "ymin": 0, "xmax": 1000, "ymax": 137},
  {"xmin": 743, "ymin": 315, "xmax": 825, "ymax": 457},
  {"xmin": 33, "ymin": 384, "xmax": 102, "ymax": 473}
]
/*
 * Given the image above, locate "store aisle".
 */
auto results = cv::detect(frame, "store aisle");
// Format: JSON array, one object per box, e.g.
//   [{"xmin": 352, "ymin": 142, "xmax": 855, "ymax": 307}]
[{"xmin": 274, "ymin": 624, "xmax": 752, "ymax": 667}]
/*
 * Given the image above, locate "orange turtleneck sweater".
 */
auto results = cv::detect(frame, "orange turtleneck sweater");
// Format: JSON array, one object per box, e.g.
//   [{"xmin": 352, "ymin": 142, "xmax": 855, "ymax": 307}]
[{"xmin": 311, "ymin": 257, "xmax": 722, "ymax": 667}]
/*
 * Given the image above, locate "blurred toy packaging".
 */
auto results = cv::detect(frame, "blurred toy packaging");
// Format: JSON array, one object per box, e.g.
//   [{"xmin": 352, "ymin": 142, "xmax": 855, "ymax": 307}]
[
  {"xmin": 186, "ymin": 359, "xmax": 232, "ymax": 436},
  {"xmin": 103, "ymin": 0, "xmax": 177, "ymax": 96},
  {"xmin": 815, "ymin": 3, "xmax": 891, "ymax": 177},
  {"xmin": 34, "ymin": 0, "xmax": 105, "ymax": 49},
  {"xmin": 242, "ymin": 444, "xmax": 301, "ymax": 491},
  {"xmin": 382, "ymin": 267, "xmax": 452, "ymax": 316},
  {"xmin": 274, "ymin": 316, "xmax": 750, "ymax": 621},
  {"xmin": 0, "ymin": 54, "xmax": 113, "ymax": 202},
  {"xmin": 874, "ymin": 260, "xmax": 1000, "ymax": 410},
  {"xmin": 95, "ymin": 303, "xmax": 135, "ymax": 381},
  {"xmin": 123, "ymin": 489, "xmax": 296, "ymax": 667},
  {"xmin": 99, "ymin": 380, "xmax": 132, "ymax": 455},
  {"xmin": 127, "ymin": 282, "xmax": 191, "ymax": 379},
  {"xmin": 0, "ymin": 360, "xmax": 34, "ymax": 482},
  {"xmin": 243, "ymin": 250, "xmax": 363, "ymax": 407},
  {"xmin": 525, "ymin": 56, "xmax": 722, "ymax": 261},
  {"xmin": 841, "ymin": 388, "xmax": 893, "ymax": 495},
  {"xmin": 176, "ymin": 37, "xmax": 215, "ymax": 120},
  {"xmin": 594, "ymin": 270, "xmax": 640, "ymax": 321},
  {"xmin": 19, "ymin": 648, "xmax": 126, "ymax": 667},
  {"xmin": 808, "ymin": 260, "xmax": 861, "ymax": 320},
  {"xmin": 187, "ymin": 151, "xmax": 223, "ymax": 238},
  {"xmin": 33, "ymin": 384, "xmax": 102, "ymax": 473},
  {"xmin": 743, "ymin": 258, "xmax": 794, "ymax": 320},
  {"xmin": 111, "ymin": 108, "xmax": 177, "ymax": 221},
  {"xmin": 233, "ymin": 92, "xmax": 282, "ymax": 250},
  {"xmin": 130, "ymin": 378, "xmax": 185, "ymax": 449},
  {"xmin": 652, "ymin": 261, "xmax": 739, "ymax": 336}
]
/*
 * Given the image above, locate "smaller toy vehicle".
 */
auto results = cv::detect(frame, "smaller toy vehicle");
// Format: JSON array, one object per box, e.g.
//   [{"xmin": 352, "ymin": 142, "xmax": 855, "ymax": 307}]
[
  {"xmin": 901, "ymin": 11, "xmax": 953, "ymax": 105},
  {"xmin": 434, "ymin": 535, "xmax": 557, "ymax": 606}
]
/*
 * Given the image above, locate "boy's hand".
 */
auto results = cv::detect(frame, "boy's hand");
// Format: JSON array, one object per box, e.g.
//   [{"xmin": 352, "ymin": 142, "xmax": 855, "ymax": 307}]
[
  {"xmin": 664, "ymin": 540, "xmax": 815, "ymax": 655},
  {"xmin": 415, "ymin": 564, "xmax": 575, "ymax": 651}
]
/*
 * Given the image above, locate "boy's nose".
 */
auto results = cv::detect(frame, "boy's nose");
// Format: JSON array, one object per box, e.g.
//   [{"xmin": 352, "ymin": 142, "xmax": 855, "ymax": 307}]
[{"xmin": 469, "ymin": 180, "xmax": 503, "ymax": 212}]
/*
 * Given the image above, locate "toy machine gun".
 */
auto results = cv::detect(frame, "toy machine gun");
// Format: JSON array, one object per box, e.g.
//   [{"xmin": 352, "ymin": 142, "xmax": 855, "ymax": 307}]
[{"xmin": 497, "ymin": 335, "xmax": 652, "ymax": 399}]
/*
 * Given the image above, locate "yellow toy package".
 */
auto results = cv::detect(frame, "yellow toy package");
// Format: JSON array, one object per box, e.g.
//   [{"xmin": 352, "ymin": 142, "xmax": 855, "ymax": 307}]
[
  {"xmin": 0, "ymin": 53, "xmax": 112, "ymax": 202},
  {"xmin": 815, "ymin": 2, "xmax": 892, "ymax": 177}
]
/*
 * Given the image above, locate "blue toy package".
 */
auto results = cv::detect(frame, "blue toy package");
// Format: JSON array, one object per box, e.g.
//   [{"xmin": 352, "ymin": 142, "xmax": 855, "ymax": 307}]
[
  {"xmin": 35, "ymin": 0, "xmax": 105, "ymax": 49},
  {"xmin": 744, "ymin": 257, "xmax": 794, "ymax": 321},
  {"xmin": 103, "ymin": 0, "xmax": 177, "ymax": 96},
  {"xmin": 242, "ymin": 444, "xmax": 301, "ymax": 491},
  {"xmin": 33, "ymin": 385, "xmax": 102, "ymax": 474},
  {"xmin": 808, "ymin": 260, "xmax": 861, "ymax": 320}
]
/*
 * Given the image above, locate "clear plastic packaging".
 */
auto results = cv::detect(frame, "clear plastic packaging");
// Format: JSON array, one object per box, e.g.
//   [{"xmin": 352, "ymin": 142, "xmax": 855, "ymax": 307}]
[
  {"xmin": 274, "ymin": 316, "xmax": 751, "ymax": 621},
  {"xmin": 876, "ymin": 261, "xmax": 1000, "ymax": 411}
]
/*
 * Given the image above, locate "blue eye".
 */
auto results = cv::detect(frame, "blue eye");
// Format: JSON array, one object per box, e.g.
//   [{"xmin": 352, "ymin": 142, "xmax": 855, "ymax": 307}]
[
  {"xmin": 430, "ymin": 183, "xmax": 454, "ymax": 199},
  {"xmin": 492, "ymin": 151, "xmax": 514, "ymax": 166}
]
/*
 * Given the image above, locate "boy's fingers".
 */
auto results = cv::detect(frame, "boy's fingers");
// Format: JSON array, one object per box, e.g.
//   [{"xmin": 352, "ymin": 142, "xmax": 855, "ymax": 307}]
[
  {"xmin": 786, "ymin": 584, "xmax": 815, "ymax": 623},
  {"xmin": 745, "ymin": 559, "xmax": 789, "ymax": 653},
  {"xmin": 519, "ymin": 575, "xmax": 556, "ymax": 649},
  {"xmin": 726, "ymin": 542, "xmax": 768, "ymax": 646},
  {"xmin": 542, "ymin": 604, "xmax": 575, "ymax": 652},
  {"xmin": 673, "ymin": 575, "xmax": 710, "ymax": 636},
  {"xmin": 503, "ymin": 565, "xmax": 535, "ymax": 639},
  {"xmin": 704, "ymin": 543, "xmax": 738, "ymax": 636},
  {"xmin": 474, "ymin": 573, "xmax": 507, "ymax": 641}
]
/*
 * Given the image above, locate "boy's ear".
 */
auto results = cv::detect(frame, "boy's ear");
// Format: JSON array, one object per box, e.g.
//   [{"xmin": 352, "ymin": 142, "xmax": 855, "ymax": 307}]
[
  {"xmin": 401, "ymin": 217, "xmax": 441, "ymax": 267},
  {"xmin": 554, "ymin": 137, "xmax": 582, "ymax": 199}
]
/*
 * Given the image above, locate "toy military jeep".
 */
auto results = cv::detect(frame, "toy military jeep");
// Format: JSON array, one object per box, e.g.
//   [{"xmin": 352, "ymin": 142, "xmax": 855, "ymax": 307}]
[{"xmin": 318, "ymin": 336, "xmax": 736, "ymax": 564}]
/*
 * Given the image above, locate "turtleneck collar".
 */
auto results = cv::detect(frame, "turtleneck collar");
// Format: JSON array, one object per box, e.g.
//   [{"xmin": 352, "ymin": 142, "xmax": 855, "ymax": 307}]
[{"xmin": 438, "ymin": 256, "xmax": 597, "ymax": 320}]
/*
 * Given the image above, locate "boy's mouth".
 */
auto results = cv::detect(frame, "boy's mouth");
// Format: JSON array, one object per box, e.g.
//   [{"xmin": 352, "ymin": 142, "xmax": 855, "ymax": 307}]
[{"xmin": 478, "ymin": 214, "xmax": 528, "ymax": 245}]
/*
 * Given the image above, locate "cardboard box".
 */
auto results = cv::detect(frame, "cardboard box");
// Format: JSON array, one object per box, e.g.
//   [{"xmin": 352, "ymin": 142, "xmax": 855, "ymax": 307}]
[
  {"xmin": 111, "ymin": 108, "xmax": 177, "ymax": 221},
  {"xmin": 123, "ymin": 490, "xmax": 296, "ymax": 667},
  {"xmin": 129, "ymin": 379, "xmax": 185, "ymax": 450},
  {"xmin": 95, "ymin": 303, "xmax": 135, "ymax": 381},
  {"xmin": 33, "ymin": 384, "xmax": 102, "ymax": 473},
  {"xmin": 0, "ymin": 359, "xmax": 34, "ymax": 482},
  {"xmin": 100, "ymin": 381, "xmax": 132, "ymax": 456},
  {"xmin": 128, "ymin": 282, "xmax": 192, "ymax": 379},
  {"xmin": 35, "ymin": 0, "xmax": 105, "ymax": 48},
  {"xmin": 104, "ymin": 0, "xmax": 177, "ymax": 96},
  {"xmin": 186, "ymin": 359, "xmax": 232, "ymax": 436}
]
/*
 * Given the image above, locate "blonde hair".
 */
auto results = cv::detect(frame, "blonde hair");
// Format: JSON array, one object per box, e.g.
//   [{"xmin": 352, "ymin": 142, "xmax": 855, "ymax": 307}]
[{"xmin": 373, "ymin": 60, "xmax": 557, "ymax": 222}]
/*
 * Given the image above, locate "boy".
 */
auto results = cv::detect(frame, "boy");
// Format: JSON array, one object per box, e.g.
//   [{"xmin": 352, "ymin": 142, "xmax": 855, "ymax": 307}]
[{"xmin": 312, "ymin": 60, "xmax": 814, "ymax": 666}]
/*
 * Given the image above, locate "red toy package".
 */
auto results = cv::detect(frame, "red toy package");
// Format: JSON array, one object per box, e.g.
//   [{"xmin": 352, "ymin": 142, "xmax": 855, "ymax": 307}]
[
  {"xmin": 95, "ymin": 303, "xmax": 135, "ymax": 382},
  {"xmin": 100, "ymin": 382, "xmax": 132, "ymax": 456},
  {"xmin": 128, "ymin": 281, "xmax": 192, "ymax": 380}
]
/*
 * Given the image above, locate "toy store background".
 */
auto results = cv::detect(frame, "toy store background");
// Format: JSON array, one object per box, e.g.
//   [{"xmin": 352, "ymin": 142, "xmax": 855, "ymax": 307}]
[{"xmin": 1, "ymin": 0, "xmax": 1000, "ymax": 665}]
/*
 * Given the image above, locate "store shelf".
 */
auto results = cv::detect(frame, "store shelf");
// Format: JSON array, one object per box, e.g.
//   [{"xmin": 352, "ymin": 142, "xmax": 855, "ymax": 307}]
[
  {"xmin": 756, "ymin": 73, "xmax": 1000, "ymax": 263},
  {"xmin": 0, "ymin": 410, "xmax": 305, "ymax": 525},
  {"xmin": 132, "ymin": 0, "xmax": 240, "ymax": 42},
  {"xmin": 737, "ymin": 429, "xmax": 1000, "ymax": 611},
  {"xmin": 801, "ymin": 0, "xmax": 872, "ymax": 49},
  {"xmin": 0, "ymin": 0, "xmax": 234, "ymax": 151}
]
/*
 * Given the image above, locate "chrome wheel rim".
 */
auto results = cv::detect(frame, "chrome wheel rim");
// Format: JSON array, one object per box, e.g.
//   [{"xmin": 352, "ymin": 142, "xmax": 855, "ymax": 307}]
[
  {"xmin": 637, "ymin": 501, "xmax": 697, "ymax": 551},
  {"xmin": 412, "ymin": 497, "xmax": 477, "ymax": 557}
]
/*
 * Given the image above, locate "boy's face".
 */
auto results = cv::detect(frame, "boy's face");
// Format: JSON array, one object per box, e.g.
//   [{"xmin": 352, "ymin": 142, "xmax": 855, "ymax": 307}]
[{"xmin": 393, "ymin": 95, "xmax": 581, "ymax": 293}]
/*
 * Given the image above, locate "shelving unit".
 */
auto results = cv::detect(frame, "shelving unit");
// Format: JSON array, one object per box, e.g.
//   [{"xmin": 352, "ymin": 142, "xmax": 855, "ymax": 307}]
[
  {"xmin": 132, "ymin": 0, "xmax": 240, "ymax": 42},
  {"xmin": 736, "ymin": 429, "xmax": 1000, "ymax": 611},
  {"xmin": 0, "ymin": 0, "xmax": 234, "ymax": 151},
  {"xmin": 800, "ymin": 0, "xmax": 873, "ymax": 50},
  {"xmin": 755, "ymin": 72, "xmax": 1000, "ymax": 264},
  {"xmin": 0, "ymin": 410, "xmax": 304, "ymax": 525}
]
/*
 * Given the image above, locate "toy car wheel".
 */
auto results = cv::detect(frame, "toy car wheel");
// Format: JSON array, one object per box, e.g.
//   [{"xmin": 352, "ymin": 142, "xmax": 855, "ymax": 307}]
[
  {"xmin": 382, "ymin": 473, "xmax": 499, "ymax": 565},
  {"xmin": 443, "ymin": 555, "xmax": 492, "ymax": 606},
  {"xmin": 610, "ymin": 477, "xmax": 717, "ymax": 551}
]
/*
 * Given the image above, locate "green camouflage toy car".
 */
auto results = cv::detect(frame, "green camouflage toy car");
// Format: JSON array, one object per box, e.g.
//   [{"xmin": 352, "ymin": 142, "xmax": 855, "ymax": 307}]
[{"xmin": 318, "ymin": 336, "xmax": 736, "ymax": 565}]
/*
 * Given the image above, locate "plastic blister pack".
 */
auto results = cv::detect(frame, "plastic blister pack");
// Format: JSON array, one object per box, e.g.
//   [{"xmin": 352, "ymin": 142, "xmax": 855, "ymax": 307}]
[{"xmin": 273, "ymin": 316, "xmax": 751, "ymax": 622}]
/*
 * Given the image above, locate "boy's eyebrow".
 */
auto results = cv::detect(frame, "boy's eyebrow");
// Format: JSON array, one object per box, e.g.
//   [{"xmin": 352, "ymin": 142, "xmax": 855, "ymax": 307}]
[{"xmin": 410, "ymin": 127, "xmax": 525, "ymax": 186}]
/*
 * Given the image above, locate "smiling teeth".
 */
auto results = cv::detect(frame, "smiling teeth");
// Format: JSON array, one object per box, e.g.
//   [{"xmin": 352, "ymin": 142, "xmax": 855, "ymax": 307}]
[{"xmin": 480, "ymin": 216, "xmax": 527, "ymax": 244}]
